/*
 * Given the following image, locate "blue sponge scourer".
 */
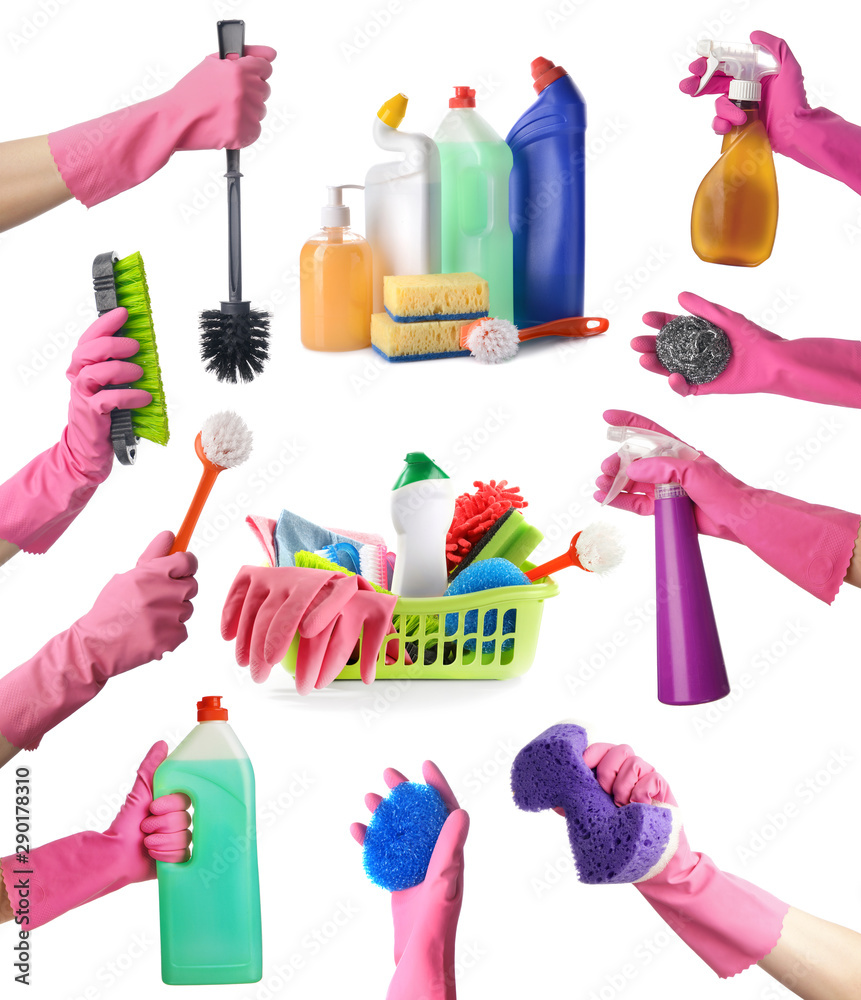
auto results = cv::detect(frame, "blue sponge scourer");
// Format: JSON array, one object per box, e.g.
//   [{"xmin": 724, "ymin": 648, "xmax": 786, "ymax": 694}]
[
  {"xmin": 511, "ymin": 723, "xmax": 677, "ymax": 885},
  {"xmin": 444, "ymin": 558, "xmax": 530, "ymax": 653},
  {"xmin": 362, "ymin": 782, "xmax": 450, "ymax": 891}
]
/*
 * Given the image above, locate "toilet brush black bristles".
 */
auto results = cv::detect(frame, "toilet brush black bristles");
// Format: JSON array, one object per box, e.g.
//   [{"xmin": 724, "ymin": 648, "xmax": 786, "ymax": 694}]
[
  {"xmin": 200, "ymin": 18, "xmax": 270, "ymax": 384},
  {"xmin": 200, "ymin": 303, "xmax": 270, "ymax": 383}
]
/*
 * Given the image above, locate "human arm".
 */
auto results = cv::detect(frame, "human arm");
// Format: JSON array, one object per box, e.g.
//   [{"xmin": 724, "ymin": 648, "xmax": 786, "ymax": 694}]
[
  {"xmin": 633, "ymin": 292, "xmax": 861, "ymax": 407},
  {"xmin": 0, "ymin": 742, "xmax": 191, "ymax": 928},
  {"xmin": 682, "ymin": 31, "xmax": 861, "ymax": 197},
  {"xmin": 594, "ymin": 409, "xmax": 861, "ymax": 603},
  {"xmin": 0, "ymin": 531, "xmax": 196, "ymax": 756}
]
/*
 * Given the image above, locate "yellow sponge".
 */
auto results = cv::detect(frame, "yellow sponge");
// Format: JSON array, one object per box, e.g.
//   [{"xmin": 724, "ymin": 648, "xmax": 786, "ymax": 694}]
[
  {"xmin": 371, "ymin": 312, "xmax": 470, "ymax": 362},
  {"xmin": 383, "ymin": 273, "xmax": 489, "ymax": 323}
]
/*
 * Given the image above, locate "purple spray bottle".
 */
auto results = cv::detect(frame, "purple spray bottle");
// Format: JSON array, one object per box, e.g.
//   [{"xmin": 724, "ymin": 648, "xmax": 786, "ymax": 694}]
[{"xmin": 602, "ymin": 426, "xmax": 729, "ymax": 706}]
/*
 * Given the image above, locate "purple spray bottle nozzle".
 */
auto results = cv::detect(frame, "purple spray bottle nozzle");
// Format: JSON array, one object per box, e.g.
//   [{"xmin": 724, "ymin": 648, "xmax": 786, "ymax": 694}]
[{"xmin": 601, "ymin": 424, "xmax": 728, "ymax": 707}]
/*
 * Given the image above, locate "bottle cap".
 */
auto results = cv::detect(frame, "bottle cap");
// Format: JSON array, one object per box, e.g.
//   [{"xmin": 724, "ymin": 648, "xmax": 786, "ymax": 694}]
[
  {"xmin": 377, "ymin": 93, "xmax": 408, "ymax": 128},
  {"xmin": 449, "ymin": 85, "xmax": 476, "ymax": 108},
  {"xmin": 197, "ymin": 695, "xmax": 228, "ymax": 722},
  {"xmin": 531, "ymin": 56, "xmax": 567, "ymax": 93},
  {"xmin": 322, "ymin": 185, "xmax": 363, "ymax": 228},
  {"xmin": 728, "ymin": 79, "xmax": 762, "ymax": 102},
  {"xmin": 393, "ymin": 452, "xmax": 450, "ymax": 489}
]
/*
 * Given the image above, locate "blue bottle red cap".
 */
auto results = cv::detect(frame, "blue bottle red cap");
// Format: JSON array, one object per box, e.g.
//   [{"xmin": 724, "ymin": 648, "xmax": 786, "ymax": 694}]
[{"xmin": 531, "ymin": 57, "xmax": 567, "ymax": 93}]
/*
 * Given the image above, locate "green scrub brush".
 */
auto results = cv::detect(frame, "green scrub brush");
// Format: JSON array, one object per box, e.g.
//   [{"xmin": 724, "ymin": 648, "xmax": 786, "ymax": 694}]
[{"xmin": 92, "ymin": 250, "xmax": 169, "ymax": 465}]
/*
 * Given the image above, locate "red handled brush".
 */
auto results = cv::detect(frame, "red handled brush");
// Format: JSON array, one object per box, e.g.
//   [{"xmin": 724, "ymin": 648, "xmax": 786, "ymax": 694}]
[{"xmin": 526, "ymin": 523, "xmax": 623, "ymax": 582}]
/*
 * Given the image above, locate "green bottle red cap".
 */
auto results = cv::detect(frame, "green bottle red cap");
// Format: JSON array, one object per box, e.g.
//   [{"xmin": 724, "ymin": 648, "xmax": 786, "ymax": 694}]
[
  {"xmin": 392, "ymin": 452, "xmax": 449, "ymax": 489},
  {"xmin": 197, "ymin": 695, "xmax": 228, "ymax": 722}
]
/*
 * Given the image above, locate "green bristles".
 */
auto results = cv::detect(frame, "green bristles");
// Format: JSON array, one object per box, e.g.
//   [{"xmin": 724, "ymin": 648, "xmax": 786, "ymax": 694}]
[
  {"xmin": 111, "ymin": 252, "xmax": 169, "ymax": 446},
  {"xmin": 294, "ymin": 551, "xmax": 392, "ymax": 595}
]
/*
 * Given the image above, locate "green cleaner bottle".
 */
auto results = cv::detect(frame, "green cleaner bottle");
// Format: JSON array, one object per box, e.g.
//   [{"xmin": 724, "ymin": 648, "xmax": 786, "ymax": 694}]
[
  {"xmin": 154, "ymin": 696, "xmax": 262, "ymax": 985},
  {"xmin": 435, "ymin": 86, "xmax": 514, "ymax": 320}
]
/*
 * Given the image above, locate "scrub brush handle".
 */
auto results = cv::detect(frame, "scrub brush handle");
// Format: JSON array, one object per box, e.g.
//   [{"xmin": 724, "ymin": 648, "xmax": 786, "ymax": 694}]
[
  {"xmin": 218, "ymin": 20, "xmax": 246, "ymax": 304},
  {"xmin": 92, "ymin": 250, "xmax": 137, "ymax": 466},
  {"xmin": 170, "ymin": 464, "xmax": 223, "ymax": 554},
  {"xmin": 519, "ymin": 317, "xmax": 609, "ymax": 342}
]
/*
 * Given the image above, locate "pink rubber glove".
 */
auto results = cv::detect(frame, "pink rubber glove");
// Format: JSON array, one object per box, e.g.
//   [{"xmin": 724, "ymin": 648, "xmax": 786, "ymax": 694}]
[
  {"xmin": 681, "ymin": 31, "xmax": 861, "ymax": 196},
  {"xmin": 583, "ymin": 742, "xmax": 788, "ymax": 978},
  {"xmin": 634, "ymin": 292, "xmax": 861, "ymax": 407},
  {"xmin": 0, "ymin": 309, "xmax": 151, "ymax": 554},
  {"xmin": 294, "ymin": 581, "xmax": 398, "ymax": 694},
  {"xmin": 49, "ymin": 46, "xmax": 276, "ymax": 208},
  {"xmin": 1, "ymin": 742, "xmax": 191, "ymax": 929},
  {"xmin": 0, "ymin": 531, "xmax": 197, "ymax": 751},
  {"xmin": 594, "ymin": 410, "xmax": 860, "ymax": 604},
  {"xmin": 221, "ymin": 565, "xmax": 360, "ymax": 683},
  {"xmin": 351, "ymin": 762, "xmax": 469, "ymax": 1000}
]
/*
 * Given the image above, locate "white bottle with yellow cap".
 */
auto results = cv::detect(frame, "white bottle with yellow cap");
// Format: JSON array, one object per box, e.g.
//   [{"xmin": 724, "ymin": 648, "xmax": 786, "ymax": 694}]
[{"xmin": 365, "ymin": 94, "xmax": 441, "ymax": 312}]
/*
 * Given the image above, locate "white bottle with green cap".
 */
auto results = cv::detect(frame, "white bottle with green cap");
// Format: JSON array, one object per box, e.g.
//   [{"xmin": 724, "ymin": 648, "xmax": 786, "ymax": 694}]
[{"xmin": 390, "ymin": 452, "xmax": 454, "ymax": 598}]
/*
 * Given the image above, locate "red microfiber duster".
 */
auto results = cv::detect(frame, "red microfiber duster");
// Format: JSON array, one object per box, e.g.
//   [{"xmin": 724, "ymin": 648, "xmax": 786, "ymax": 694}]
[{"xmin": 446, "ymin": 480, "xmax": 528, "ymax": 572}]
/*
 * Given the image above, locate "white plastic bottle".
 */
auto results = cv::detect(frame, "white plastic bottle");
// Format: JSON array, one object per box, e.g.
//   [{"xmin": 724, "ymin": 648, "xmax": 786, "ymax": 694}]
[
  {"xmin": 365, "ymin": 94, "xmax": 441, "ymax": 312},
  {"xmin": 390, "ymin": 452, "xmax": 454, "ymax": 598}
]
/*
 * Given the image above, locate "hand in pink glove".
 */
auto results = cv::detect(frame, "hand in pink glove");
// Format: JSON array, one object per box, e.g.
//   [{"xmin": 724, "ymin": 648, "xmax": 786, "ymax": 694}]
[
  {"xmin": 583, "ymin": 741, "xmax": 788, "ymax": 978},
  {"xmin": 221, "ymin": 566, "xmax": 360, "ymax": 683},
  {"xmin": 633, "ymin": 292, "xmax": 861, "ymax": 407},
  {"xmin": 294, "ymin": 581, "xmax": 398, "ymax": 694},
  {"xmin": 351, "ymin": 762, "xmax": 469, "ymax": 1000},
  {"xmin": 594, "ymin": 410, "xmax": 860, "ymax": 603},
  {"xmin": 0, "ymin": 309, "xmax": 152, "ymax": 554},
  {"xmin": 1, "ymin": 742, "xmax": 191, "ymax": 929},
  {"xmin": 0, "ymin": 531, "xmax": 197, "ymax": 751},
  {"xmin": 49, "ymin": 45, "xmax": 276, "ymax": 208},
  {"xmin": 681, "ymin": 31, "xmax": 861, "ymax": 196}
]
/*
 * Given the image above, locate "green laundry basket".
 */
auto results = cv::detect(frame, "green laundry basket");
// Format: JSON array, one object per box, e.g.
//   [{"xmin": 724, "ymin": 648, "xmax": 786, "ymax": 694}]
[{"xmin": 282, "ymin": 565, "xmax": 559, "ymax": 681}]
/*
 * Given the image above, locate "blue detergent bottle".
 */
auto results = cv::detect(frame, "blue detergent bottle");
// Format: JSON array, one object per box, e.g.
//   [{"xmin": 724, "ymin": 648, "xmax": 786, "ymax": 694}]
[{"xmin": 506, "ymin": 57, "xmax": 586, "ymax": 328}]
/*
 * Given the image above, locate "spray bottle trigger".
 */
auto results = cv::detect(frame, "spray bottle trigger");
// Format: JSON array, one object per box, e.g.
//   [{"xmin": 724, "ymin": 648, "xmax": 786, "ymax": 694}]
[{"xmin": 695, "ymin": 54, "xmax": 721, "ymax": 95}]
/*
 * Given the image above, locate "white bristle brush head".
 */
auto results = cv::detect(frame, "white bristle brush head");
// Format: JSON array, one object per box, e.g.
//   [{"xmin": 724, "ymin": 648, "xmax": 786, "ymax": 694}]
[
  {"xmin": 466, "ymin": 317, "xmax": 520, "ymax": 364},
  {"xmin": 200, "ymin": 411, "xmax": 253, "ymax": 469},
  {"xmin": 575, "ymin": 523, "xmax": 624, "ymax": 574}
]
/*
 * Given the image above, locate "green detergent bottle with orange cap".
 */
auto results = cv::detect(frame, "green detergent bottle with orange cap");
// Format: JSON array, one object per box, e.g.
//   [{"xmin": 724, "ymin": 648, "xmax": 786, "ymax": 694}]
[{"xmin": 154, "ymin": 696, "xmax": 262, "ymax": 985}]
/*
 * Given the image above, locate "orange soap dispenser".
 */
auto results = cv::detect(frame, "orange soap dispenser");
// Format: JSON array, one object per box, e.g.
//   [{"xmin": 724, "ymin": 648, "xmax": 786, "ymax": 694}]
[
  {"xmin": 300, "ymin": 184, "xmax": 373, "ymax": 351},
  {"xmin": 691, "ymin": 41, "xmax": 780, "ymax": 267}
]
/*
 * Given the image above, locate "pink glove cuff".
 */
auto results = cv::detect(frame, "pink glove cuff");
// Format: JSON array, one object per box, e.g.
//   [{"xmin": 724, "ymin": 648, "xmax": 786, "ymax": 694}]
[
  {"xmin": 0, "ymin": 441, "xmax": 96, "ymax": 554},
  {"xmin": 48, "ymin": 94, "xmax": 180, "ymax": 208},
  {"xmin": 0, "ymin": 627, "xmax": 105, "ymax": 751},
  {"xmin": 637, "ymin": 853, "xmax": 789, "ymax": 978}
]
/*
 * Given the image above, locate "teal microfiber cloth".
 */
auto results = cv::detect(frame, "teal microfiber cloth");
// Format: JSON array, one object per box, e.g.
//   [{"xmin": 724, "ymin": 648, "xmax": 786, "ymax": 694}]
[{"xmin": 275, "ymin": 510, "xmax": 367, "ymax": 568}]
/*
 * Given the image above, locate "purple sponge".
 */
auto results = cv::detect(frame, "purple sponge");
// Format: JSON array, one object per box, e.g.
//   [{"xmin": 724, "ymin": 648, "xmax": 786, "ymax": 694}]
[{"xmin": 511, "ymin": 723, "xmax": 677, "ymax": 884}]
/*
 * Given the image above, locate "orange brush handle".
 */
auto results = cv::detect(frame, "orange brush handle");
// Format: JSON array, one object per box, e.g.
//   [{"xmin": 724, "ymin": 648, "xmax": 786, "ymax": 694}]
[
  {"xmin": 526, "ymin": 552, "xmax": 575, "ymax": 581},
  {"xmin": 170, "ymin": 465, "xmax": 224, "ymax": 553},
  {"xmin": 526, "ymin": 531, "xmax": 585, "ymax": 581},
  {"xmin": 518, "ymin": 317, "xmax": 609, "ymax": 342},
  {"xmin": 169, "ymin": 434, "xmax": 226, "ymax": 554}
]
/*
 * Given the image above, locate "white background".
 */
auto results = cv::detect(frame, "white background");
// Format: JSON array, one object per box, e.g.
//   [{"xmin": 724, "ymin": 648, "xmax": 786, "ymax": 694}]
[{"xmin": 2, "ymin": 0, "xmax": 860, "ymax": 997}]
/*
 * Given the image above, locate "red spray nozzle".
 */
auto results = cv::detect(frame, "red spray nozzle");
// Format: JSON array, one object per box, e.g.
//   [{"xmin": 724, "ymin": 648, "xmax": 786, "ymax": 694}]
[
  {"xmin": 449, "ymin": 86, "xmax": 476, "ymax": 108},
  {"xmin": 531, "ymin": 57, "xmax": 566, "ymax": 93},
  {"xmin": 197, "ymin": 695, "xmax": 228, "ymax": 722}
]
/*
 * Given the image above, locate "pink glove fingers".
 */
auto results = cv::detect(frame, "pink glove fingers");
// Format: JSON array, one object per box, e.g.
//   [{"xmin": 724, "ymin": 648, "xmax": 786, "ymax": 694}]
[
  {"xmin": 71, "ymin": 333, "xmax": 142, "ymax": 368},
  {"xmin": 298, "ymin": 575, "xmax": 359, "ymax": 638},
  {"xmin": 365, "ymin": 792, "xmax": 384, "ymax": 812},
  {"xmin": 148, "ymin": 792, "xmax": 191, "ymax": 815},
  {"xmin": 76, "ymin": 360, "xmax": 145, "ymax": 395},
  {"xmin": 349, "ymin": 822, "xmax": 367, "ymax": 846},
  {"xmin": 383, "ymin": 767, "xmax": 409, "ymax": 790},
  {"xmin": 421, "ymin": 760, "xmax": 461, "ymax": 812},
  {"xmin": 68, "ymin": 308, "xmax": 129, "ymax": 357},
  {"xmin": 294, "ymin": 626, "xmax": 334, "ymax": 695}
]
